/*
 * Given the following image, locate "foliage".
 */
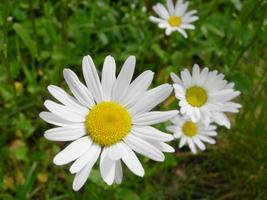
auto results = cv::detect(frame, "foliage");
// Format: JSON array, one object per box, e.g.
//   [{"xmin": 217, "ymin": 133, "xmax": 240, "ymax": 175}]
[{"xmin": 0, "ymin": 0, "xmax": 266, "ymax": 199}]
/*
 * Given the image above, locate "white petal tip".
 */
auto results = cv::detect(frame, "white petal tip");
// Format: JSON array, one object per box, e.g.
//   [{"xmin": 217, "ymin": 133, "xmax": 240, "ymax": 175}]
[
  {"xmin": 105, "ymin": 181, "xmax": 113, "ymax": 186},
  {"xmin": 43, "ymin": 132, "xmax": 56, "ymax": 141},
  {"xmin": 225, "ymin": 125, "xmax": 231, "ymax": 129},
  {"xmin": 128, "ymin": 55, "xmax": 136, "ymax": 61},
  {"xmin": 138, "ymin": 171, "xmax": 145, "ymax": 177},
  {"xmin": 171, "ymin": 110, "xmax": 179, "ymax": 116},
  {"xmin": 69, "ymin": 167, "xmax": 77, "ymax": 174},
  {"xmin": 63, "ymin": 68, "xmax": 70, "ymax": 74},
  {"xmin": 165, "ymin": 145, "xmax": 175, "ymax": 153},
  {"xmin": 39, "ymin": 112, "xmax": 44, "ymax": 119},
  {"xmin": 72, "ymin": 185, "xmax": 81, "ymax": 192},
  {"xmin": 53, "ymin": 157, "xmax": 62, "ymax": 165},
  {"xmin": 193, "ymin": 64, "xmax": 200, "ymax": 68}
]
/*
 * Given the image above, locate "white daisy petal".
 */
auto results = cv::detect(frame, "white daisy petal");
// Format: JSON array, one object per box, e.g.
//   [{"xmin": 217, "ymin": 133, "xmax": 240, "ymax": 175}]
[
  {"xmin": 101, "ymin": 55, "xmax": 116, "ymax": 101},
  {"xmin": 179, "ymin": 136, "xmax": 187, "ymax": 147},
  {"xmin": 212, "ymin": 112, "xmax": 231, "ymax": 129},
  {"xmin": 44, "ymin": 124, "xmax": 86, "ymax": 141},
  {"xmin": 200, "ymin": 130, "xmax": 217, "ymax": 136},
  {"xmin": 181, "ymin": 69, "xmax": 192, "ymax": 88},
  {"xmin": 124, "ymin": 134, "xmax": 165, "ymax": 161},
  {"xmin": 44, "ymin": 100, "xmax": 85, "ymax": 122},
  {"xmin": 167, "ymin": 0, "xmax": 175, "ymax": 14},
  {"xmin": 192, "ymin": 64, "xmax": 200, "ymax": 83},
  {"xmin": 120, "ymin": 70, "xmax": 154, "ymax": 108},
  {"xmin": 149, "ymin": 16, "xmax": 166, "ymax": 24},
  {"xmin": 129, "ymin": 84, "xmax": 173, "ymax": 116},
  {"xmin": 198, "ymin": 135, "xmax": 216, "ymax": 144},
  {"xmin": 70, "ymin": 143, "xmax": 101, "ymax": 174},
  {"xmin": 220, "ymin": 102, "xmax": 242, "ymax": 113},
  {"xmin": 149, "ymin": 140, "xmax": 175, "ymax": 153},
  {"xmin": 48, "ymin": 85, "xmax": 88, "ymax": 115},
  {"xmin": 53, "ymin": 136, "xmax": 92, "ymax": 165},
  {"xmin": 166, "ymin": 125, "xmax": 178, "ymax": 133},
  {"xmin": 199, "ymin": 67, "xmax": 209, "ymax": 85},
  {"xmin": 72, "ymin": 158, "xmax": 97, "ymax": 191},
  {"xmin": 182, "ymin": 10, "xmax": 198, "ymax": 22},
  {"xmin": 39, "ymin": 111, "xmax": 73, "ymax": 126},
  {"xmin": 190, "ymin": 107, "xmax": 201, "ymax": 122},
  {"xmin": 173, "ymin": 84, "xmax": 186, "ymax": 99},
  {"xmin": 133, "ymin": 110, "xmax": 178, "ymax": 125},
  {"xmin": 112, "ymin": 56, "xmax": 136, "ymax": 102},
  {"xmin": 174, "ymin": 0, "xmax": 184, "ymax": 14},
  {"xmin": 100, "ymin": 148, "xmax": 116, "ymax": 185},
  {"xmin": 210, "ymin": 89, "xmax": 240, "ymax": 102},
  {"xmin": 132, "ymin": 125, "xmax": 174, "ymax": 142},
  {"xmin": 106, "ymin": 142, "xmax": 123, "ymax": 161},
  {"xmin": 63, "ymin": 69, "xmax": 95, "ymax": 108},
  {"xmin": 114, "ymin": 160, "xmax": 123, "ymax": 184},
  {"xmin": 193, "ymin": 137, "xmax": 206, "ymax": 151},
  {"xmin": 175, "ymin": 1, "xmax": 189, "ymax": 16},
  {"xmin": 154, "ymin": 3, "xmax": 170, "ymax": 19},
  {"xmin": 225, "ymin": 82, "xmax": 235, "ymax": 89},
  {"xmin": 120, "ymin": 142, "xmax": 144, "ymax": 177},
  {"xmin": 183, "ymin": 16, "xmax": 199, "ymax": 23},
  {"xmin": 82, "ymin": 55, "xmax": 104, "ymax": 102},
  {"xmin": 159, "ymin": 22, "xmax": 169, "ymax": 29},
  {"xmin": 177, "ymin": 28, "xmax": 188, "ymax": 38},
  {"xmin": 187, "ymin": 138, "xmax": 197, "ymax": 154},
  {"xmin": 180, "ymin": 24, "xmax": 195, "ymax": 30},
  {"xmin": 165, "ymin": 28, "xmax": 173, "ymax": 36},
  {"xmin": 170, "ymin": 72, "xmax": 182, "ymax": 84}
]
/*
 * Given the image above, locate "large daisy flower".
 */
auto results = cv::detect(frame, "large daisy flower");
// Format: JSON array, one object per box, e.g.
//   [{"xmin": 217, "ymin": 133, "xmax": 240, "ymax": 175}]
[
  {"xmin": 40, "ymin": 55, "xmax": 178, "ymax": 191},
  {"xmin": 167, "ymin": 114, "xmax": 217, "ymax": 154},
  {"xmin": 149, "ymin": 0, "xmax": 199, "ymax": 37},
  {"xmin": 171, "ymin": 64, "xmax": 241, "ymax": 128}
]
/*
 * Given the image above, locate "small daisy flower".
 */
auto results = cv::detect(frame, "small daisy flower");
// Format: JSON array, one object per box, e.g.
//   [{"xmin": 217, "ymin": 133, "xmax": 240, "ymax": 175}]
[
  {"xmin": 40, "ymin": 55, "xmax": 177, "ymax": 191},
  {"xmin": 171, "ymin": 64, "xmax": 241, "ymax": 128},
  {"xmin": 149, "ymin": 0, "xmax": 199, "ymax": 37},
  {"xmin": 167, "ymin": 114, "xmax": 217, "ymax": 154}
]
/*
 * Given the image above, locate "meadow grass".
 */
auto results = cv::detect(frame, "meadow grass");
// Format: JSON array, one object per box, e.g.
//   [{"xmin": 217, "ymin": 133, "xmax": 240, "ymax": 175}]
[{"xmin": 0, "ymin": 0, "xmax": 266, "ymax": 199}]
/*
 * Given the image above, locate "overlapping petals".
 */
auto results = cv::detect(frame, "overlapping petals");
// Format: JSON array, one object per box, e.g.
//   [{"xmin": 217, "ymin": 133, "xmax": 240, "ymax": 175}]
[
  {"xmin": 149, "ymin": 0, "xmax": 199, "ymax": 37},
  {"xmin": 40, "ymin": 55, "xmax": 177, "ymax": 191},
  {"xmin": 171, "ymin": 64, "xmax": 241, "ymax": 128}
]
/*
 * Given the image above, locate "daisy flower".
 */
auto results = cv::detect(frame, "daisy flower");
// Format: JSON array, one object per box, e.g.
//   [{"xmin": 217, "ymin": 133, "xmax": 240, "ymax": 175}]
[
  {"xmin": 167, "ymin": 114, "xmax": 217, "ymax": 154},
  {"xmin": 171, "ymin": 64, "xmax": 241, "ymax": 128},
  {"xmin": 40, "ymin": 55, "xmax": 177, "ymax": 191},
  {"xmin": 149, "ymin": 0, "xmax": 199, "ymax": 37}
]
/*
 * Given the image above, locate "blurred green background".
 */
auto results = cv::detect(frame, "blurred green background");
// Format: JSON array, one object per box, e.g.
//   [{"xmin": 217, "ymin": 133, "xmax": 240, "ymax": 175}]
[{"xmin": 0, "ymin": 0, "xmax": 267, "ymax": 199}]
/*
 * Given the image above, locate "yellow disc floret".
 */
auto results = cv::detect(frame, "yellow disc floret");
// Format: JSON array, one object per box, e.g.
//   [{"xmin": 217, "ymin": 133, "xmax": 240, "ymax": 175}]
[
  {"xmin": 85, "ymin": 102, "xmax": 132, "ymax": 146},
  {"xmin": 168, "ymin": 16, "xmax": 182, "ymax": 27},
  {"xmin": 186, "ymin": 86, "xmax": 208, "ymax": 107},
  {"xmin": 182, "ymin": 121, "xmax": 197, "ymax": 137}
]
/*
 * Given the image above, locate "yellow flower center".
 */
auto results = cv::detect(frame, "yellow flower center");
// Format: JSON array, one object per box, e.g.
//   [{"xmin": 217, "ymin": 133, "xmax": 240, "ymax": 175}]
[
  {"xmin": 182, "ymin": 121, "xmax": 197, "ymax": 137},
  {"xmin": 85, "ymin": 102, "xmax": 132, "ymax": 146},
  {"xmin": 168, "ymin": 16, "xmax": 181, "ymax": 27},
  {"xmin": 186, "ymin": 86, "xmax": 208, "ymax": 107}
]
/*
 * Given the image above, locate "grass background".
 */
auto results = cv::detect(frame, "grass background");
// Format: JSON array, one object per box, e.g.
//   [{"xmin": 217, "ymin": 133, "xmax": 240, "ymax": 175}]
[{"xmin": 0, "ymin": 0, "xmax": 267, "ymax": 199}]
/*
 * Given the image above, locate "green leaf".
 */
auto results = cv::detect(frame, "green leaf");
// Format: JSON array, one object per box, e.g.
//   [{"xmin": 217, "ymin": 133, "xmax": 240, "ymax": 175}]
[{"xmin": 13, "ymin": 23, "xmax": 37, "ymax": 58}]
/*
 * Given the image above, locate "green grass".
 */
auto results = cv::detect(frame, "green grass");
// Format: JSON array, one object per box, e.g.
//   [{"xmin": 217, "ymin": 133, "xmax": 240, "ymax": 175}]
[{"xmin": 0, "ymin": 0, "xmax": 267, "ymax": 199}]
